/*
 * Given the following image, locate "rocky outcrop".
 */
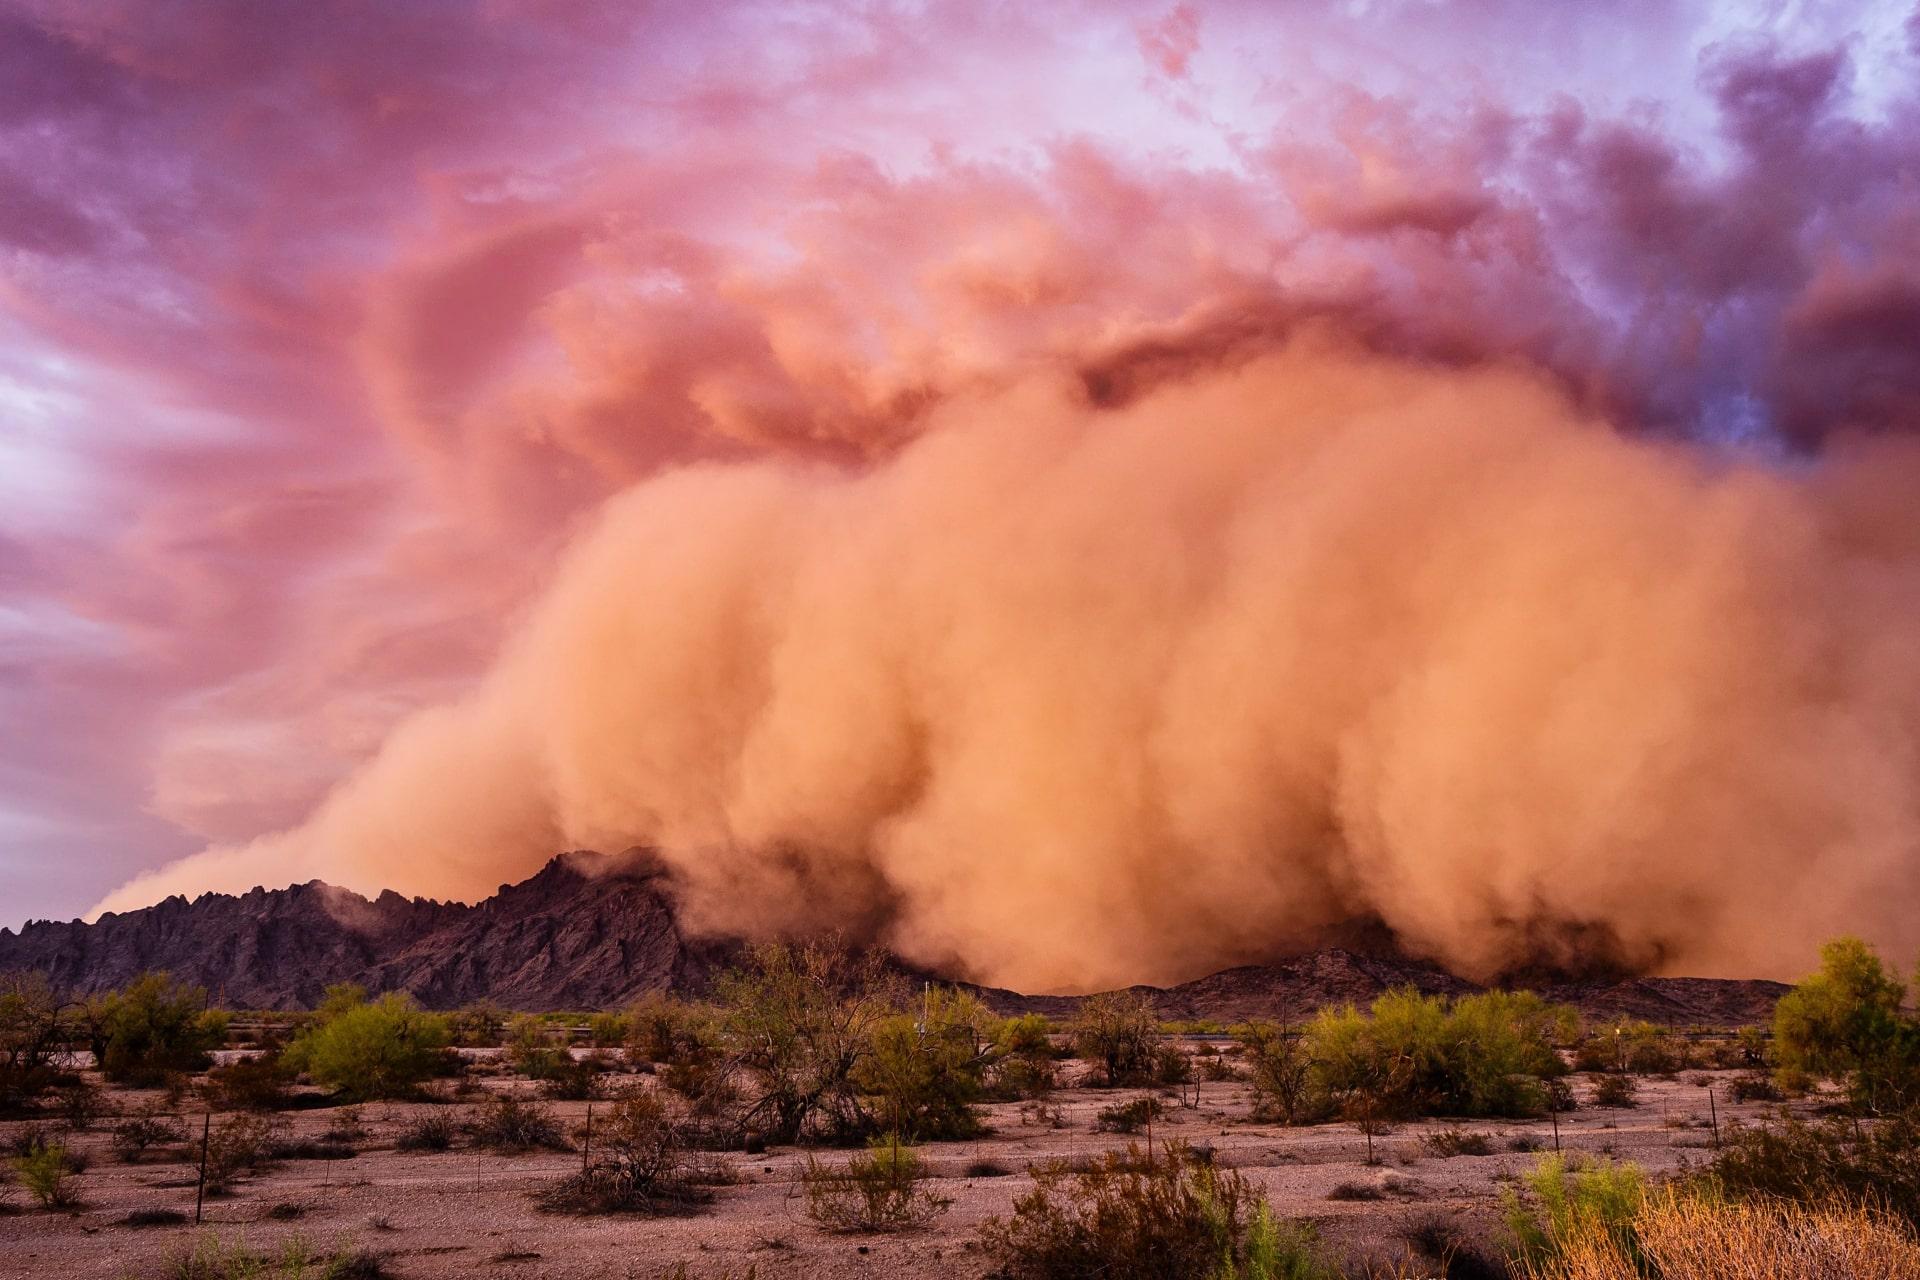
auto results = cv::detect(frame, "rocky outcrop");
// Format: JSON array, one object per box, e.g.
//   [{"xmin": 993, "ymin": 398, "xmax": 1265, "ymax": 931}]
[
  {"xmin": 0, "ymin": 851, "xmax": 1788, "ymax": 1026},
  {"xmin": 0, "ymin": 850, "xmax": 729, "ymax": 1011}
]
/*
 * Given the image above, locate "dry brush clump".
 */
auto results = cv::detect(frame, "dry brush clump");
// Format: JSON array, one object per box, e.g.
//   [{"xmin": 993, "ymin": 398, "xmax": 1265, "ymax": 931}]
[
  {"xmin": 981, "ymin": 1141, "xmax": 1340, "ymax": 1280},
  {"xmin": 111, "ymin": 1101, "xmax": 189, "ymax": 1162},
  {"xmin": 1519, "ymin": 1189, "xmax": 1920, "ymax": 1280},
  {"xmin": 538, "ymin": 1090, "xmax": 711, "ymax": 1215},
  {"xmin": 802, "ymin": 1137, "xmax": 951, "ymax": 1233},
  {"xmin": 466, "ymin": 1094, "xmax": 570, "ymax": 1153}
]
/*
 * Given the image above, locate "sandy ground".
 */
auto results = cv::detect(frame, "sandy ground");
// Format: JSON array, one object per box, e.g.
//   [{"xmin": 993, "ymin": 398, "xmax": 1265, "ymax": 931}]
[{"xmin": 0, "ymin": 1059, "xmax": 1784, "ymax": 1280}]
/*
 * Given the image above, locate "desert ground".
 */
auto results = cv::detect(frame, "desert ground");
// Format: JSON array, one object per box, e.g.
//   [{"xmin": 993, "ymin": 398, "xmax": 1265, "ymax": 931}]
[{"xmin": 0, "ymin": 1046, "xmax": 1788, "ymax": 1280}]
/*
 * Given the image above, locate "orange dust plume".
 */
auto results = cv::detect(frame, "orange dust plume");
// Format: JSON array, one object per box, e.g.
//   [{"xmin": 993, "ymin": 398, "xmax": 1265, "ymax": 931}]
[{"xmin": 93, "ymin": 335, "xmax": 1920, "ymax": 991}]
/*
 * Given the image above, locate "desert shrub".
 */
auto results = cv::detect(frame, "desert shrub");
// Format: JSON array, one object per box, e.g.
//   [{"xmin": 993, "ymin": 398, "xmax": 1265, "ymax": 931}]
[
  {"xmin": 536, "ymin": 1053, "xmax": 603, "ymax": 1101},
  {"xmin": 0, "ymin": 971, "xmax": 73, "ymax": 1109},
  {"xmin": 1578, "ymin": 1022, "xmax": 1683, "ymax": 1076},
  {"xmin": 395, "ymin": 1108, "xmax": 459, "ymax": 1152},
  {"xmin": 627, "ymin": 993, "xmax": 713, "ymax": 1064},
  {"xmin": 125, "ymin": 1207, "xmax": 189, "ymax": 1227},
  {"xmin": 1152, "ymin": 1044, "xmax": 1192, "ymax": 1086},
  {"xmin": 506, "ymin": 1014, "xmax": 569, "ymax": 1079},
  {"xmin": 1422, "ymin": 1128, "xmax": 1494, "ymax": 1157},
  {"xmin": 1725, "ymin": 1074, "xmax": 1780, "ymax": 1103},
  {"xmin": 87, "ymin": 973, "xmax": 227, "ymax": 1086},
  {"xmin": 1711, "ymin": 1110, "xmax": 1920, "ymax": 1229},
  {"xmin": 588, "ymin": 1012, "xmax": 630, "ymax": 1048},
  {"xmin": 1072, "ymin": 992, "xmax": 1163, "ymax": 1087},
  {"xmin": 715, "ymin": 938, "xmax": 904, "ymax": 1144},
  {"xmin": 1095, "ymin": 1096, "xmax": 1163, "ymax": 1134},
  {"xmin": 981, "ymin": 1141, "xmax": 1335, "ymax": 1279},
  {"xmin": 468, "ymin": 1094, "xmax": 569, "ymax": 1152},
  {"xmin": 1543, "ymin": 1077, "xmax": 1576, "ymax": 1113},
  {"xmin": 1590, "ymin": 1075, "xmax": 1639, "ymax": 1108},
  {"xmin": 322, "ymin": 1106, "xmax": 366, "ymax": 1143},
  {"xmin": 51, "ymin": 1078, "xmax": 108, "ymax": 1130},
  {"xmin": 113, "ymin": 1101, "xmax": 189, "ymax": 1161},
  {"xmin": 1020, "ymin": 1100, "xmax": 1067, "ymax": 1129},
  {"xmin": 968, "ymin": 1158, "xmax": 1015, "ymax": 1178},
  {"xmin": 1518, "ymin": 1188, "xmax": 1920, "ymax": 1280},
  {"xmin": 269, "ymin": 1138, "xmax": 355, "ymax": 1161},
  {"xmin": 1326, "ymin": 1180, "xmax": 1385, "ymax": 1201},
  {"xmin": 204, "ymin": 1051, "xmax": 292, "ymax": 1111},
  {"xmin": 988, "ymin": 1013, "xmax": 1058, "ymax": 1099},
  {"xmin": 1306, "ymin": 989, "xmax": 1575, "ymax": 1126},
  {"xmin": 1238, "ymin": 1022, "xmax": 1329, "ymax": 1125},
  {"xmin": 447, "ymin": 1001, "xmax": 507, "ymax": 1048},
  {"xmin": 802, "ymin": 1137, "xmax": 951, "ymax": 1233},
  {"xmin": 539, "ymin": 1090, "xmax": 708, "ymax": 1214},
  {"xmin": 1502, "ymin": 1153, "xmax": 1647, "ymax": 1268},
  {"xmin": 1772, "ymin": 936, "xmax": 1920, "ymax": 1114},
  {"xmin": 11, "ymin": 1142, "xmax": 81, "ymax": 1209},
  {"xmin": 158, "ymin": 1233, "xmax": 391, "ymax": 1279},
  {"xmin": 202, "ymin": 1112, "xmax": 281, "ymax": 1192},
  {"xmin": 284, "ymin": 991, "xmax": 451, "ymax": 1101},
  {"xmin": 854, "ymin": 987, "xmax": 995, "ymax": 1140}
]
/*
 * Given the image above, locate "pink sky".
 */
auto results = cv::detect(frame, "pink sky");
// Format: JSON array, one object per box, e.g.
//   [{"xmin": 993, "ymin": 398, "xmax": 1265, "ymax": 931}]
[{"xmin": 4, "ymin": 0, "xmax": 1919, "ymax": 927}]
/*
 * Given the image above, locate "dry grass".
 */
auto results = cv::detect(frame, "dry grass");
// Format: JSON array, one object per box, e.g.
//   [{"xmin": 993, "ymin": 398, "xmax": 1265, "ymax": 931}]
[{"xmin": 1524, "ymin": 1192, "xmax": 1920, "ymax": 1280}]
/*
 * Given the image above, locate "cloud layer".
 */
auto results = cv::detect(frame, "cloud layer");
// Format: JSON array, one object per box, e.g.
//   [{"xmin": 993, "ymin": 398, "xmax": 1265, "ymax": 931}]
[{"xmin": 5, "ymin": 1, "xmax": 1920, "ymax": 984}]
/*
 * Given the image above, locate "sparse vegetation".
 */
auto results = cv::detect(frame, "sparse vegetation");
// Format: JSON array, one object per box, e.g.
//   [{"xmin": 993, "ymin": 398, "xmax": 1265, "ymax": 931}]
[
  {"xmin": 395, "ymin": 1108, "xmax": 459, "ymax": 1152},
  {"xmin": 154, "ymin": 1232, "xmax": 391, "ymax": 1279},
  {"xmin": 0, "ymin": 972, "xmax": 72, "ymax": 1108},
  {"xmin": 1094, "ymin": 1096, "xmax": 1163, "ymax": 1134},
  {"xmin": 1422, "ymin": 1128, "xmax": 1494, "ymax": 1157},
  {"xmin": 1071, "ymin": 992, "xmax": 1164, "ymax": 1087},
  {"xmin": 1590, "ymin": 1074, "xmax": 1639, "ymax": 1108},
  {"xmin": 538, "ymin": 1089, "xmax": 708, "ymax": 1214},
  {"xmin": 981, "ymin": 1141, "xmax": 1338, "ymax": 1279},
  {"xmin": 1710, "ymin": 1109, "xmax": 1920, "ymax": 1229},
  {"xmin": 112, "ymin": 1100, "xmax": 189, "ymax": 1161},
  {"xmin": 11, "ymin": 1141, "xmax": 82, "ymax": 1209},
  {"xmin": 467, "ymin": 1094, "xmax": 569, "ymax": 1152},
  {"xmin": 802, "ymin": 1137, "xmax": 951, "ymax": 1233}
]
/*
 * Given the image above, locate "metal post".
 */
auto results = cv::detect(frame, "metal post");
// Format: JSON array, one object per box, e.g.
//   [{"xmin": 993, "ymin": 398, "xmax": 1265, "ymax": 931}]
[
  {"xmin": 582, "ymin": 1102, "xmax": 593, "ymax": 1175},
  {"xmin": 1551, "ymin": 1107, "xmax": 1560, "ymax": 1153},
  {"xmin": 194, "ymin": 1110, "xmax": 211, "ymax": 1224},
  {"xmin": 1708, "ymin": 1087, "xmax": 1720, "ymax": 1149}
]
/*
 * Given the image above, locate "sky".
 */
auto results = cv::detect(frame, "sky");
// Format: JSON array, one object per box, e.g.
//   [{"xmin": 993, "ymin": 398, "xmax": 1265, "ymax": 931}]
[{"xmin": 3, "ymin": 1, "xmax": 1920, "ymax": 968}]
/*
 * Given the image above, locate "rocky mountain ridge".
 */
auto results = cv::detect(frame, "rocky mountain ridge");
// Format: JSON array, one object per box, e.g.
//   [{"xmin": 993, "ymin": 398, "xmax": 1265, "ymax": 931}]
[{"xmin": 0, "ymin": 852, "xmax": 1788, "ymax": 1025}]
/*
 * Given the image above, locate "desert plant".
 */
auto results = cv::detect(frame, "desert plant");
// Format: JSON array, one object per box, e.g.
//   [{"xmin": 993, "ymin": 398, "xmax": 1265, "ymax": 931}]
[
  {"xmin": 1072, "ymin": 992, "xmax": 1163, "ymax": 1087},
  {"xmin": 447, "ymin": 1001, "xmax": 507, "ymax": 1048},
  {"xmin": 201, "ymin": 1112, "xmax": 282, "ymax": 1192},
  {"xmin": 988, "ymin": 1013, "xmax": 1058, "ymax": 1099},
  {"xmin": 588, "ymin": 1012, "xmax": 630, "ymax": 1048},
  {"xmin": 204, "ymin": 1050, "xmax": 292, "ymax": 1111},
  {"xmin": 1710, "ymin": 1109, "xmax": 1920, "ymax": 1229},
  {"xmin": 538, "ymin": 1089, "xmax": 708, "ymax": 1214},
  {"xmin": 51, "ymin": 1078, "xmax": 108, "ymax": 1130},
  {"xmin": 322, "ymin": 1106, "xmax": 366, "ymax": 1143},
  {"xmin": 854, "ymin": 987, "xmax": 995, "ymax": 1140},
  {"xmin": 467, "ymin": 1094, "xmax": 569, "ymax": 1152},
  {"xmin": 11, "ymin": 1142, "xmax": 81, "ymax": 1209},
  {"xmin": 1095, "ymin": 1096, "xmax": 1163, "ymax": 1134},
  {"xmin": 714, "ymin": 938, "xmax": 905, "ymax": 1144},
  {"xmin": 284, "ymin": 990, "xmax": 451, "ymax": 1101},
  {"xmin": 85, "ymin": 972, "xmax": 227, "ymax": 1086},
  {"xmin": 1422, "ymin": 1128, "xmax": 1494, "ymax": 1157},
  {"xmin": 394, "ymin": 1108, "xmax": 459, "ymax": 1152},
  {"xmin": 1238, "ymin": 1022, "xmax": 1328, "ymax": 1125},
  {"xmin": 1503, "ymin": 1153, "xmax": 1646, "ymax": 1268},
  {"xmin": 158, "ymin": 1232, "xmax": 391, "ymax": 1279},
  {"xmin": 802, "ymin": 1136, "xmax": 951, "ymax": 1233},
  {"xmin": 0, "ymin": 971, "xmax": 73, "ymax": 1109},
  {"xmin": 112, "ymin": 1100, "xmax": 189, "ymax": 1161},
  {"xmin": 981, "ymin": 1141, "xmax": 1334, "ymax": 1279},
  {"xmin": 1590, "ymin": 1074, "xmax": 1639, "ymax": 1108},
  {"xmin": 1772, "ymin": 936, "xmax": 1920, "ymax": 1114}
]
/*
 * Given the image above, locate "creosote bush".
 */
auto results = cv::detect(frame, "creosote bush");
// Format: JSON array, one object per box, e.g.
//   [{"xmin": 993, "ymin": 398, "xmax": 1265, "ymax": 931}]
[
  {"xmin": 11, "ymin": 1142, "xmax": 82, "ymax": 1209},
  {"xmin": 1710, "ymin": 1110, "xmax": 1920, "ymax": 1229},
  {"xmin": 981, "ymin": 1141, "xmax": 1337, "ymax": 1279},
  {"xmin": 1071, "ymin": 992, "xmax": 1163, "ymax": 1087},
  {"xmin": 539, "ymin": 1089, "xmax": 708, "ymax": 1215},
  {"xmin": 395, "ymin": 1109, "xmax": 459, "ymax": 1152},
  {"xmin": 284, "ymin": 988, "xmax": 452, "ymax": 1102},
  {"xmin": 1094, "ymin": 1096, "xmax": 1163, "ymax": 1134},
  {"xmin": 112, "ymin": 1101, "xmax": 189, "ymax": 1162},
  {"xmin": 1590, "ymin": 1075, "xmax": 1639, "ymax": 1109},
  {"xmin": 467, "ymin": 1094, "xmax": 569, "ymax": 1153},
  {"xmin": 802, "ymin": 1137, "xmax": 951, "ymax": 1233}
]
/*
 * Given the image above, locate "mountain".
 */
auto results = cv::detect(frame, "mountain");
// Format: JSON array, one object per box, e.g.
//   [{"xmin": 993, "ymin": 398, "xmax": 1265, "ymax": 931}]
[
  {"xmin": 0, "ymin": 851, "xmax": 1788, "ymax": 1024},
  {"xmin": 0, "ymin": 850, "xmax": 730, "ymax": 1011}
]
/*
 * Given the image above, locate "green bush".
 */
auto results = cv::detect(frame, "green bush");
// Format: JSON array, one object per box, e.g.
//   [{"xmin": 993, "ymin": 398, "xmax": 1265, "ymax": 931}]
[
  {"xmin": 803, "ymin": 1137, "xmax": 951, "ymax": 1233},
  {"xmin": 1772, "ymin": 936, "xmax": 1920, "ymax": 1114},
  {"xmin": 87, "ymin": 973, "xmax": 227, "ymax": 1086},
  {"xmin": 588, "ymin": 1012, "xmax": 630, "ymax": 1048},
  {"xmin": 1502, "ymin": 1153, "xmax": 1647, "ymax": 1268},
  {"xmin": 989, "ymin": 1013, "xmax": 1058, "ymax": 1099},
  {"xmin": 11, "ymin": 1142, "xmax": 81, "ymax": 1209},
  {"xmin": 853, "ymin": 988, "xmax": 994, "ymax": 1140},
  {"xmin": 1237, "ymin": 1022, "xmax": 1329, "ymax": 1125},
  {"xmin": 1711, "ymin": 1110, "xmax": 1920, "ymax": 1229},
  {"xmin": 1590, "ymin": 1074, "xmax": 1639, "ymax": 1108},
  {"xmin": 980, "ymin": 1142, "xmax": 1336, "ymax": 1279},
  {"xmin": 285, "ymin": 991, "xmax": 451, "ymax": 1101},
  {"xmin": 159, "ymin": 1232, "xmax": 390, "ymax": 1279}
]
